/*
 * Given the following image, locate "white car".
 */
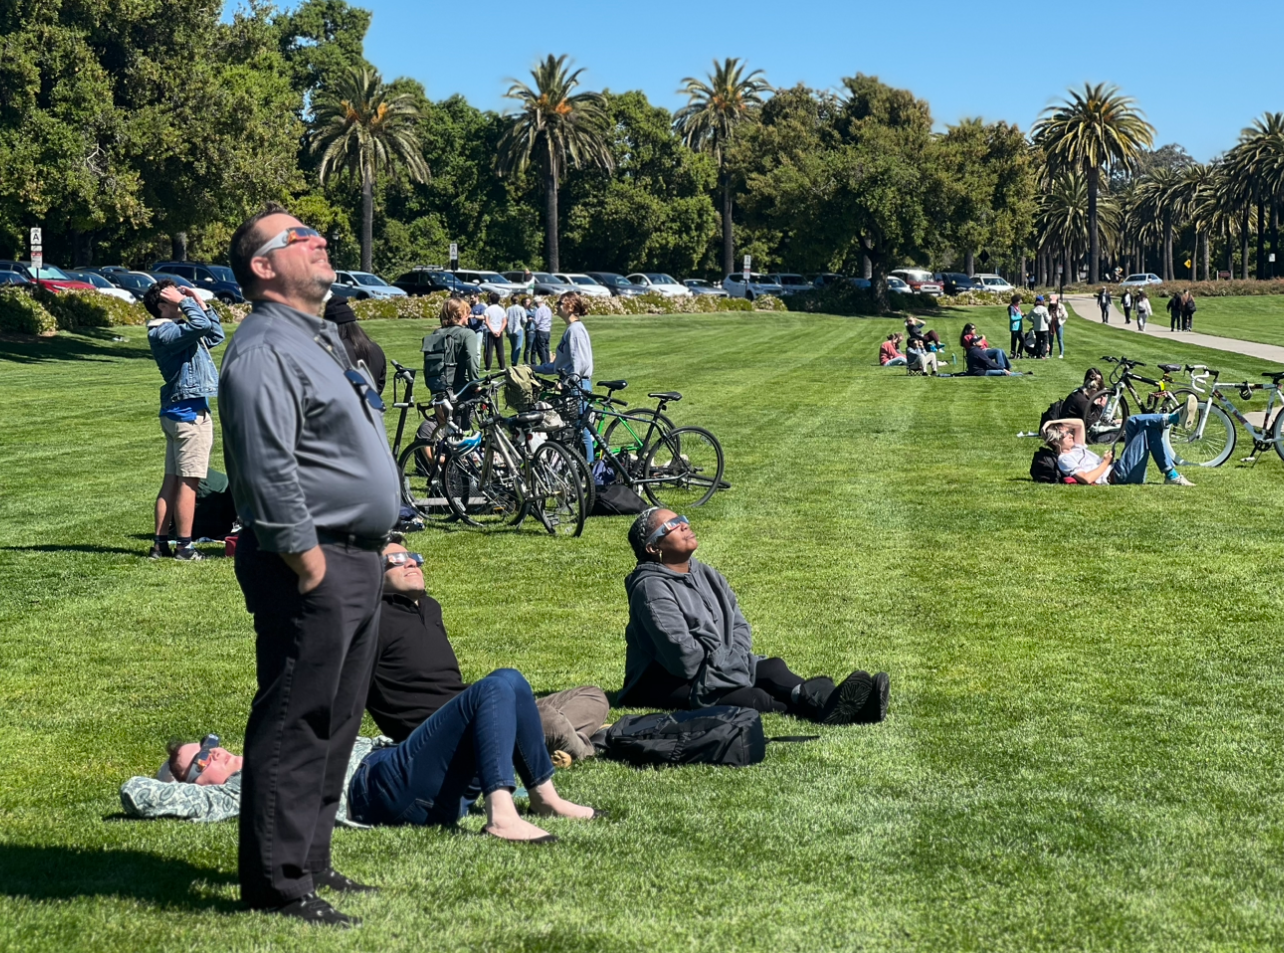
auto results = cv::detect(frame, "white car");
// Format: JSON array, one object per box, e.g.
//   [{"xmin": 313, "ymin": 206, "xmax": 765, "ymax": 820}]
[
  {"xmin": 626, "ymin": 273, "xmax": 692, "ymax": 298},
  {"xmin": 331, "ymin": 270, "xmax": 407, "ymax": 300},
  {"xmin": 454, "ymin": 269, "xmax": 527, "ymax": 298},
  {"xmin": 553, "ymin": 273, "xmax": 612, "ymax": 298},
  {"xmin": 886, "ymin": 276, "xmax": 912, "ymax": 293},
  {"xmin": 682, "ymin": 279, "xmax": 729, "ymax": 298},
  {"xmin": 973, "ymin": 273, "xmax": 1014, "ymax": 294},
  {"xmin": 67, "ymin": 269, "xmax": 139, "ymax": 304},
  {"xmin": 721, "ymin": 272, "xmax": 784, "ymax": 301},
  {"xmin": 1120, "ymin": 273, "xmax": 1164, "ymax": 288},
  {"xmin": 767, "ymin": 273, "xmax": 812, "ymax": 296}
]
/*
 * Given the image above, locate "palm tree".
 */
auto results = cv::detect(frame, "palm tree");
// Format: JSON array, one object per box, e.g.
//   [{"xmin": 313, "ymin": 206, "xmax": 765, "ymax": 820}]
[
  {"xmin": 1033, "ymin": 83, "xmax": 1154, "ymax": 283},
  {"xmin": 1229, "ymin": 112, "xmax": 1284, "ymax": 279},
  {"xmin": 498, "ymin": 54, "xmax": 613, "ymax": 272},
  {"xmin": 674, "ymin": 58, "xmax": 771, "ymax": 277},
  {"xmin": 311, "ymin": 66, "xmax": 429, "ymax": 272},
  {"xmin": 1179, "ymin": 163, "xmax": 1215, "ymax": 279},
  {"xmin": 1135, "ymin": 168, "xmax": 1184, "ymax": 281},
  {"xmin": 1036, "ymin": 170, "xmax": 1119, "ymax": 282}
]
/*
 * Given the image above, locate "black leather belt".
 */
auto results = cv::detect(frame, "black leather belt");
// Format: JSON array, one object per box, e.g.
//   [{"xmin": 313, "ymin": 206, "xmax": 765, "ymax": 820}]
[{"xmin": 316, "ymin": 530, "xmax": 391, "ymax": 551}]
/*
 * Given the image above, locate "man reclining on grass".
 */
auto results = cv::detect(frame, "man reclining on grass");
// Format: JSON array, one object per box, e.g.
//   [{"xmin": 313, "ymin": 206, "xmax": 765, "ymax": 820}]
[
  {"xmin": 1041, "ymin": 395, "xmax": 1198, "ymax": 486},
  {"xmin": 616, "ymin": 507, "xmax": 889, "ymax": 724},
  {"xmin": 370, "ymin": 537, "xmax": 609, "ymax": 766}
]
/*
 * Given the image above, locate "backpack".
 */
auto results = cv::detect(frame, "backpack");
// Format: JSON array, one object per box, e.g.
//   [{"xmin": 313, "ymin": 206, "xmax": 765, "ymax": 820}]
[
  {"xmin": 421, "ymin": 327, "xmax": 467, "ymax": 394},
  {"xmin": 1038, "ymin": 398, "xmax": 1064, "ymax": 431},
  {"xmin": 598, "ymin": 706, "xmax": 766, "ymax": 768},
  {"xmin": 503, "ymin": 364, "xmax": 539, "ymax": 411},
  {"xmin": 1030, "ymin": 446, "xmax": 1063, "ymax": 484},
  {"xmin": 590, "ymin": 483, "xmax": 647, "ymax": 516}
]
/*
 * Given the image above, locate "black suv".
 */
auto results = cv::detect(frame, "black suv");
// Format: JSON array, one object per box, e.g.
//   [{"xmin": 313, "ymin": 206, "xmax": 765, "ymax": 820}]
[
  {"xmin": 936, "ymin": 272, "xmax": 984, "ymax": 295},
  {"xmin": 151, "ymin": 261, "xmax": 244, "ymax": 303},
  {"xmin": 393, "ymin": 268, "xmax": 477, "ymax": 296},
  {"xmin": 584, "ymin": 272, "xmax": 646, "ymax": 298}
]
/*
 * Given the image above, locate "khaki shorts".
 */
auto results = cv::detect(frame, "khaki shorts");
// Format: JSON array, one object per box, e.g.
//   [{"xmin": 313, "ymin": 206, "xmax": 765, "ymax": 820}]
[{"xmin": 161, "ymin": 411, "xmax": 213, "ymax": 478}]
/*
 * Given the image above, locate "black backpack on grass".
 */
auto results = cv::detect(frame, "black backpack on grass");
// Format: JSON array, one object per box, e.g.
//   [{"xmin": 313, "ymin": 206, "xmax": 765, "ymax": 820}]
[
  {"xmin": 1030, "ymin": 446, "xmax": 1063, "ymax": 483},
  {"xmin": 599, "ymin": 706, "xmax": 766, "ymax": 768}
]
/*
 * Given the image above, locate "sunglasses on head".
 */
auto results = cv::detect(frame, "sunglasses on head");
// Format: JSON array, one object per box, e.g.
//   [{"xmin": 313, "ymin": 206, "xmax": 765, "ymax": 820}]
[
  {"xmin": 646, "ymin": 515, "xmax": 688, "ymax": 547},
  {"xmin": 384, "ymin": 551, "xmax": 424, "ymax": 570},
  {"xmin": 185, "ymin": 733, "xmax": 221, "ymax": 783},
  {"xmin": 251, "ymin": 226, "xmax": 322, "ymax": 259}
]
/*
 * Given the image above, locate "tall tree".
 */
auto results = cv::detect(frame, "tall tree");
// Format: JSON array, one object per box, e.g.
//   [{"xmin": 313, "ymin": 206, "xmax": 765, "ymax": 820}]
[
  {"xmin": 310, "ymin": 65, "xmax": 429, "ymax": 271},
  {"xmin": 674, "ymin": 58, "xmax": 771, "ymax": 277},
  {"xmin": 497, "ymin": 54, "xmax": 613, "ymax": 271},
  {"xmin": 1229, "ymin": 113, "xmax": 1284, "ymax": 279},
  {"xmin": 1033, "ymin": 83, "xmax": 1154, "ymax": 283}
]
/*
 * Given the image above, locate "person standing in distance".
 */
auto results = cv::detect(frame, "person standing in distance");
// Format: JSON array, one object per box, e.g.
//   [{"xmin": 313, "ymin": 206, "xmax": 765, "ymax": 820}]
[
  {"xmin": 482, "ymin": 292, "xmax": 507, "ymax": 370},
  {"xmin": 219, "ymin": 204, "xmax": 401, "ymax": 928},
  {"xmin": 530, "ymin": 296, "xmax": 553, "ymax": 365},
  {"xmin": 533, "ymin": 291, "xmax": 594, "ymax": 461}
]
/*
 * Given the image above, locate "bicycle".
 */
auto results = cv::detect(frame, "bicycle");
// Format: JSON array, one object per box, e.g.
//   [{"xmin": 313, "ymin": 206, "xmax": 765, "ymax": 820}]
[
  {"xmin": 1171, "ymin": 366, "xmax": 1284, "ymax": 467},
  {"xmin": 388, "ymin": 359, "xmax": 456, "ymax": 522},
  {"xmin": 1086, "ymin": 356, "xmax": 1186, "ymax": 445}
]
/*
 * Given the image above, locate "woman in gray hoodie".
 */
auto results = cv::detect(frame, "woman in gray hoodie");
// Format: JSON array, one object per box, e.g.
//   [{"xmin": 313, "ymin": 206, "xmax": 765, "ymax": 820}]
[{"xmin": 617, "ymin": 508, "xmax": 889, "ymax": 724}]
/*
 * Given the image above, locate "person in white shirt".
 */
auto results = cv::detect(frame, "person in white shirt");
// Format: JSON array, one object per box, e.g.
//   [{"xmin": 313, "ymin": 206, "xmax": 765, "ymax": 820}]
[
  {"xmin": 1029, "ymin": 295, "xmax": 1051, "ymax": 359},
  {"xmin": 482, "ymin": 292, "xmax": 507, "ymax": 370}
]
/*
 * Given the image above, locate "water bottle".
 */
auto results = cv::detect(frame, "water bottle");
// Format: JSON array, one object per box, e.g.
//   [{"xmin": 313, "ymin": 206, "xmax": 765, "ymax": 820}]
[{"xmin": 951, "ymin": 352, "xmax": 957, "ymax": 366}]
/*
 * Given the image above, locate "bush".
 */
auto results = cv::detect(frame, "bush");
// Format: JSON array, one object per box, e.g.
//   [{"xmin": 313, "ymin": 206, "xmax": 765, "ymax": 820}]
[
  {"xmin": 0, "ymin": 290, "xmax": 57, "ymax": 334},
  {"xmin": 785, "ymin": 283, "xmax": 940, "ymax": 316},
  {"xmin": 37, "ymin": 290, "xmax": 146, "ymax": 329},
  {"xmin": 1054, "ymin": 279, "xmax": 1284, "ymax": 298}
]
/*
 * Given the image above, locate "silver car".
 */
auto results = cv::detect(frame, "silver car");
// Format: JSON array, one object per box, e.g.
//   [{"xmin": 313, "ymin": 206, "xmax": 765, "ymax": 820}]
[
  {"xmin": 682, "ymin": 279, "xmax": 728, "ymax": 298},
  {"xmin": 553, "ymin": 273, "xmax": 612, "ymax": 298},
  {"xmin": 331, "ymin": 270, "xmax": 407, "ymax": 300}
]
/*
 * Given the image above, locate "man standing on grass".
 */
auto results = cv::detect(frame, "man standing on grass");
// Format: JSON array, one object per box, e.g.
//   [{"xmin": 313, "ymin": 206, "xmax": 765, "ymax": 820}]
[
  {"xmin": 144, "ymin": 279, "xmax": 224, "ymax": 561},
  {"xmin": 219, "ymin": 203, "xmax": 400, "ymax": 928},
  {"xmin": 482, "ymin": 291, "xmax": 507, "ymax": 370},
  {"xmin": 531, "ymin": 296, "xmax": 553, "ymax": 365}
]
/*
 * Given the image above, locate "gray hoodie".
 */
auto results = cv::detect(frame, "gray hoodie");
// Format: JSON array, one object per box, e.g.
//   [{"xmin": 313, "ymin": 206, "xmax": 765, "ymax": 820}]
[{"xmin": 622, "ymin": 559, "xmax": 759, "ymax": 707}]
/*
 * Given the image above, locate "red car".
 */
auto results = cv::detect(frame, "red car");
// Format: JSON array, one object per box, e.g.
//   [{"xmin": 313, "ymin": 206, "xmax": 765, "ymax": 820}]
[
  {"xmin": 890, "ymin": 268, "xmax": 944, "ymax": 296},
  {"xmin": 0, "ymin": 261, "xmax": 96, "ymax": 294}
]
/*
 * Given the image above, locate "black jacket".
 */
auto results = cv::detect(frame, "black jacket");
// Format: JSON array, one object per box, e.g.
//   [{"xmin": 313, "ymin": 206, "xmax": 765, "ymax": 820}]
[
  {"xmin": 365, "ymin": 592, "xmax": 467, "ymax": 742},
  {"xmin": 965, "ymin": 346, "xmax": 1003, "ymax": 376}
]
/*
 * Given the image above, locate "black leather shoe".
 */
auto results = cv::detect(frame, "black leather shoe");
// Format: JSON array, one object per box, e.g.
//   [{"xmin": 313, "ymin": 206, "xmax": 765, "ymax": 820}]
[
  {"xmin": 821, "ymin": 670, "xmax": 874, "ymax": 725},
  {"xmin": 316, "ymin": 867, "xmax": 379, "ymax": 893},
  {"xmin": 263, "ymin": 892, "xmax": 360, "ymax": 928}
]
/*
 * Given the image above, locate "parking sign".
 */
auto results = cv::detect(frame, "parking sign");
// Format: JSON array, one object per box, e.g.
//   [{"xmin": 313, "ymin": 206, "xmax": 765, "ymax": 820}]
[
  {"xmin": 32, "ymin": 250, "xmax": 43, "ymax": 270},
  {"xmin": 743, "ymin": 254, "xmax": 751, "ymax": 275},
  {"xmin": 30, "ymin": 227, "xmax": 41, "ymax": 246}
]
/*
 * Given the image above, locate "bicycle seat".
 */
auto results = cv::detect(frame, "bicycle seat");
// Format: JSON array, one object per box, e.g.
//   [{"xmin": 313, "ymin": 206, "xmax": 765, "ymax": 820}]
[
  {"xmin": 1158, "ymin": 363, "xmax": 1182, "ymax": 373},
  {"xmin": 597, "ymin": 379, "xmax": 628, "ymax": 391},
  {"xmin": 1262, "ymin": 371, "xmax": 1284, "ymax": 381},
  {"xmin": 648, "ymin": 391, "xmax": 683, "ymax": 402}
]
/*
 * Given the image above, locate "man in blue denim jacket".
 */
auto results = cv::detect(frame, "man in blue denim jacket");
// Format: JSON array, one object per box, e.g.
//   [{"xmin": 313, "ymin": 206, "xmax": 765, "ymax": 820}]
[{"xmin": 144, "ymin": 279, "xmax": 225, "ymax": 560}]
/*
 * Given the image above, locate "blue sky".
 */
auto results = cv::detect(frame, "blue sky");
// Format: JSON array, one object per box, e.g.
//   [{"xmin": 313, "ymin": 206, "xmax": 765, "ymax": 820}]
[{"xmin": 253, "ymin": 0, "xmax": 1282, "ymax": 162}]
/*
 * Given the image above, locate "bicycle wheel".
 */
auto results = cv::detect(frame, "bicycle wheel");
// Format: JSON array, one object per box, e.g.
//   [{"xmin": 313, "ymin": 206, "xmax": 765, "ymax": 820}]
[
  {"xmin": 1272, "ymin": 405, "xmax": 1284, "ymax": 464},
  {"xmin": 1086, "ymin": 389, "xmax": 1128, "ymax": 446},
  {"xmin": 445, "ymin": 442, "xmax": 519, "ymax": 527},
  {"xmin": 526, "ymin": 441, "xmax": 585, "ymax": 537},
  {"xmin": 397, "ymin": 439, "xmax": 454, "ymax": 520},
  {"xmin": 640, "ymin": 426, "xmax": 725, "ymax": 509},
  {"xmin": 1170, "ymin": 390, "xmax": 1235, "ymax": 467},
  {"xmin": 603, "ymin": 410, "xmax": 676, "ymax": 455}
]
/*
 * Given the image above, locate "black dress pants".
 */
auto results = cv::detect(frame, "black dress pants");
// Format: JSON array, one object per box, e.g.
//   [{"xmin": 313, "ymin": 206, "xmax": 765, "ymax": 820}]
[
  {"xmin": 620, "ymin": 657, "xmax": 809, "ymax": 715},
  {"xmin": 484, "ymin": 332, "xmax": 506, "ymax": 370},
  {"xmin": 234, "ymin": 528, "xmax": 383, "ymax": 908}
]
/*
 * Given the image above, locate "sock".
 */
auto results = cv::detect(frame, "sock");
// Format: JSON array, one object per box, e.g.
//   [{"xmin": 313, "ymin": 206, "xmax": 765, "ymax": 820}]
[
  {"xmin": 154, "ymin": 535, "xmax": 169, "ymax": 549},
  {"xmin": 176, "ymin": 536, "xmax": 192, "ymax": 549},
  {"xmin": 1168, "ymin": 410, "xmax": 1181, "ymax": 425},
  {"xmin": 790, "ymin": 685, "xmax": 802, "ymax": 704},
  {"xmin": 1166, "ymin": 469, "xmax": 1179, "ymax": 480}
]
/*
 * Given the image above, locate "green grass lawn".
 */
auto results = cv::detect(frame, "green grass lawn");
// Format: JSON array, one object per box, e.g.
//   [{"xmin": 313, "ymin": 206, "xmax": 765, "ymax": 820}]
[
  {"xmin": 1156, "ymin": 294, "xmax": 1284, "ymax": 350},
  {"xmin": 5, "ymin": 310, "xmax": 1284, "ymax": 952}
]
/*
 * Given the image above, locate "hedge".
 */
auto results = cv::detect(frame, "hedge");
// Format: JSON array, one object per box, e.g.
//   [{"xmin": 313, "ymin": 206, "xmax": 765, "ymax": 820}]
[
  {"xmin": 0, "ymin": 290, "xmax": 58, "ymax": 334},
  {"xmin": 36, "ymin": 290, "xmax": 148, "ymax": 329},
  {"xmin": 338, "ymin": 292, "xmax": 786, "ymax": 321}
]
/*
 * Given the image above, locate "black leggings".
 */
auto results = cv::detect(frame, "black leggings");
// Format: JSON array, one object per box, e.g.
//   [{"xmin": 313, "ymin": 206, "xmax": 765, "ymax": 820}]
[
  {"xmin": 620, "ymin": 657, "xmax": 806, "ymax": 714},
  {"xmin": 1009, "ymin": 329, "xmax": 1022, "ymax": 357}
]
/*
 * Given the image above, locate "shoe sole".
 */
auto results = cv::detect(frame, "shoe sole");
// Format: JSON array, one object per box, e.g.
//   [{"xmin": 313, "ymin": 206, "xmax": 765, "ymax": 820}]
[
  {"xmin": 822, "ymin": 672, "xmax": 874, "ymax": 725},
  {"xmin": 868, "ymin": 672, "xmax": 890, "ymax": 723}
]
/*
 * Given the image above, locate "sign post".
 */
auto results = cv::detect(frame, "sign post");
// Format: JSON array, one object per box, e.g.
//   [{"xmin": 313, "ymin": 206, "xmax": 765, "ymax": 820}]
[
  {"xmin": 449, "ymin": 242, "xmax": 458, "ymax": 274},
  {"xmin": 742, "ymin": 254, "xmax": 751, "ymax": 276},
  {"xmin": 29, "ymin": 227, "xmax": 42, "ymax": 273}
]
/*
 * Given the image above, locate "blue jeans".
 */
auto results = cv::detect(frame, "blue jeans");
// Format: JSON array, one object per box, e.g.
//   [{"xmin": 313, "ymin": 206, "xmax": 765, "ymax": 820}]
[
  {"xmin": 1112, "ymin": 414, "xmax": 1175, "ymax": 484},
  {"xmin": 984, "ymin": 348, "xmax": 1011, "ymax": 370},
  {"xmin": 508, "ymin": 329, "xmax": 525, "ymax": 365},
  {"xmin": 1055, "ymin": 324, "xmax": 1064, "ymax": 356},
  {"xmin": 346, "ymin": 669, "xmax": 554, "ymax": 826},
  {"xmin": 578, "ymin": 379, "xmax": 595, "ymax": 463}
]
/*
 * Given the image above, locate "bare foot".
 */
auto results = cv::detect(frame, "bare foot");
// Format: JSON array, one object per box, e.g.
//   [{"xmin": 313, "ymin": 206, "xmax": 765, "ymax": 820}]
[
  {"xmin": 528, "ymin": 781, "xmax": 596, "ymax": 820},
  {"xmin": 482, "ymin": 816, "xmax": 556, "ymax": 842}
]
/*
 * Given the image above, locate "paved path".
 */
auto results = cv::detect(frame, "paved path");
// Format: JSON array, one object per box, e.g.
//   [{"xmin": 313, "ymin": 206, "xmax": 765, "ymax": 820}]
[{"xmin": 1065, "ymin": 295, "xmax": 1284, "ymax": 365}]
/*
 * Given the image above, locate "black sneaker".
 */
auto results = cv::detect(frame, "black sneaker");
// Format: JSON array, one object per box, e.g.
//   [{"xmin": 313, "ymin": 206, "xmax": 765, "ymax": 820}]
[
  {"xmin": 316, "ymin": 867, "xmax": 379, "ymax": 894},
  {"xmin": 857, "ymin": 672, "xmax": 890, "ymax": 724},
  {"xmin": 262, "ymin": 892, "xmax": 360, "ymax": 928},
  {"xmin": 821, "ymin": 670, "xmax": 874, "ymax": 725},
  {"xmin": 173, "ymin": 545, "xmax": 204, "ymax": 562},
  {"xmin": 147, "ymin": 544, "xmax": 171, "ymax": 560}
]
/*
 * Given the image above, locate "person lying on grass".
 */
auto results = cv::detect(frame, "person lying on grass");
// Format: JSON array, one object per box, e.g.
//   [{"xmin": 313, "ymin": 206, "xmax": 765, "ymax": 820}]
[
  {"xmin": 1041, "ymin": 395, "xmax": 1198, "ymax": 486},
  {"xmin": 122, "ymin": 689, "xmax": 602, "ymax": 844},
  {"xmin": 616, "ymin": 507, "xmax": 889, "ymax": 724},
  {"xmin": 369, "ymin": 537, "xmax": 609, "ymax": 767}
]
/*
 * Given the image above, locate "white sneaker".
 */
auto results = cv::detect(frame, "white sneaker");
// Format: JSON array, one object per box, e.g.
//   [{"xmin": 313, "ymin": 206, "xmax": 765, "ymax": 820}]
[
  {"xmin": 1177, "ymin": 394, "xmax": 1199, "ymax": 430},
  {"xmin": 1165, "ymin": 473, "xmax": 1195, "ymax": 486}
]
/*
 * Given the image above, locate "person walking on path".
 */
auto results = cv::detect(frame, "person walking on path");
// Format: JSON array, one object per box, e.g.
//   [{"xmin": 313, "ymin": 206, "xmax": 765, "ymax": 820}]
[
  {"xmin": 1097, "ymin": 287, "xmax": 1111, "ymax": 323},
  {"xmin": 1049, "ymin": 294, "xmax": 1067, "ymax": 358},
  {"xmin": 1182, "ymin": 290, "xmax": 1197, "ymax": 332},
  {"xmin": 1135, "ymin": 291, "xmax": 1152, "ymax": 331},
  {"xmin": 1167, "ymin": 290, "xmax": 1184, "ymax": 332},
  {"xmin": 219, "ymin": 204, "xmax": 401, "ymax": 927},
  {"xmin": 1120, "ymin": 288, "xmax": 1134, "ymax": 325},
  {"xmin": 1008, "ymin": 295, "xmax": 1025, "ymax": 360},
  {"xmin": 482, "ymin": 292, "xmax": 507, "ymax": 370},
  {"xmin": 505, "ymin": 295, "xmax": 527, "ymax": 366}
]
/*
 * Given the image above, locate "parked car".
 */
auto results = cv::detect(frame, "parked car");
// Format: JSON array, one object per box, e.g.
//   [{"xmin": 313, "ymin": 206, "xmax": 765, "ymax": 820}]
[
  {"xmin": 67, "ymin": 270, "xmax": 139, "ymax": 303},
  {"xmin": 0, "ymin": 269, "xmax": 34, "ymax": 291},
  {"xmin": 453, "ymin": 269, "xmax": 526, "ymax": 297},
  {"xmin": 812, "ymin": 273, "xmax": 872, "ymax": 290},
  {"xmin": 935, "ymin": 272, "xmax": 984, "ymax": 295},
  {"xmin": 329, "ymin": 270, "xmax": 406, "ymax": 300},
  {"xmin": 626, "ymin": 273, "xmax": 692, "ymax": 298},
  {"xmin": 0, "ymin": 261, "xmax": 97, "ymax": 294},
  {"xmin": 972, "ymin": 273, "xmax": 1015, "ymax": 294},
  {"xmin": 767, "ymin": 273, "xmax": 811, "ymax": 296},
  {"xmin": 1120, "ymin": 272, "xmax": 1164, "ymax": 288},
  {"xmin": 886, "ymin": 276, "xmax": 912, "ymax": 293},
  {"xmin": 584, "ymin": 272, "xmax": 647, "ymax": 298},
  {"xmin": 392, "ymin": 268, "xmax": 477, "ymax": 296},
  {"xmin": 146, "ymin": 272, "xmax": 215, "ymax": 303},
  {"xmin": 553, "ymin": 273, "xmax": 612, "ymax": 298},
  {"xmin": 889, "ymin": 268, "xmax": 943, "ymax": 296},
  {"xmin": 682, "ymin": 278, "xmax": 729, "ymax": 298},
  {"xmin": 84, "ymin": 265, "xmax": 131, "ymax": 276},
  {"xmin": 106, "ymin": 270, "xmax": 158, "ymax": 299},
  {"xmin": 152, "ymin": 261, "xmax": 244, "ymax": 303},
  {"xmin": 721, "ymin": 272, "xmax": 784, "ymax": 301},
  {"xmin": 527, "ymin": 272, "xmax": 579, "ymax": 296}
]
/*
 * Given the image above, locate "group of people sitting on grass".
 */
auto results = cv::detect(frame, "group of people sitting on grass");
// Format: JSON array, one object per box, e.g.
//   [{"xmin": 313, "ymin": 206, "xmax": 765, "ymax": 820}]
[
  {"xmin": 878, "ymin": 317, "xmax": 945, "ymax": 374},
  {"xmin": 960, "ymin": 324, "xmax": 1023, "ymax": 376},
  {"xmin": 123, "ymin": 510, "xmax": 890, "ymax": 840}
]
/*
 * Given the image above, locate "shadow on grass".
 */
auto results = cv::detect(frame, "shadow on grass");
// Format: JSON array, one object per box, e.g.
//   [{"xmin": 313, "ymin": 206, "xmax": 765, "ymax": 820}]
[
  {"xmin": 0, "ymin": 544, "xmax": 146, "ymax": 555},
  {"xmin": 0, "ymin": 328, "xmax": 151, "ymax": 365},
  {"xmin": 0, "ymin": 844, "xmax": 238, "ymax": 912}
]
